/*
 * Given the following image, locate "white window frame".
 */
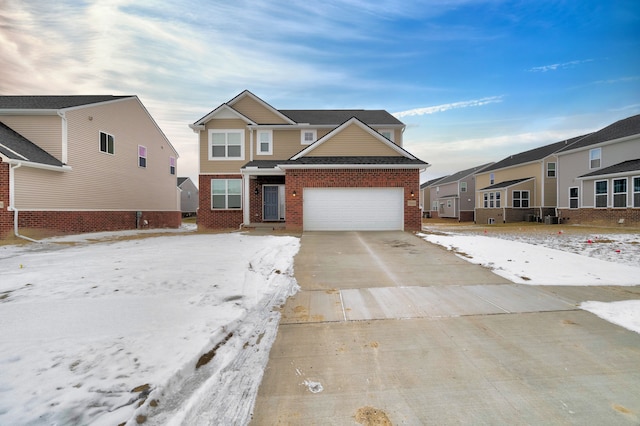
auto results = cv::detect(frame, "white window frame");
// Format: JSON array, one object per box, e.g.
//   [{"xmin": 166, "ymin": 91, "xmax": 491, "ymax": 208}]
[
  {"xmin": 460, "ymin": 181, "xmax": 467, "ymax": 192},
  {"xmin": 99, "ymin": 131, "xmax": 115, "ymax": 155},
  {"xmin": 211, "ymin": 179, "xmax": 242, "ymax": 210},
  {"xmin": 489, "ymin": 192, "xmax": 495, "ymax": 208},
  {"xmin": 495, "ymin": 192, "xmax": 501, "ymax": 208},
  {"xmin": 634, "ymin": 176, "xmax": 640, "ymax": 208},
  {"xmin": 138, "ymin": 145, "xmax": 147, "ymax": 168},
  {"xmin": 490, "ymin": 173, "xmax": 495, "ymax": 185},
  {"xmin": 483, "ymin": 193, "xmax": 488, "ymax": 208},
  {"xmin": 208, "ymin": 129, "xmax": 244, "ymax": 160},
  {"xmin": 169, "ymin": 156, "xmax": 176, "ymax": 175},
  {"xmin": 257, "ymin": 130, "xmax": 273, "ymax": 155},
  {"xmin": 379, "ymin": 129, "xmax": 394, "ymax": 142},
  {"xmin": 569, "ymin": 187, "xmax": 579, "ymax": 209},
  {"xmin": 513, "ymin": 190, "xmax": 529, "ymax": 208},
  {"xmin": 595, "ymin": 179, "xmax": 608, "ymax": 208},
  {"xmin": 589, "ymin": 148, "xmax": 602, "ymax": 169},
  {"xmin": 300, "ymin": 129, "xmax": 317, "ymax": 145},
  {"xmin": 613, "ymin": 178, "xmax": 627, "ymax": 208},
  {"xmin": 547, "ymin": 162, "xmax": 556, "ymax": 178}
]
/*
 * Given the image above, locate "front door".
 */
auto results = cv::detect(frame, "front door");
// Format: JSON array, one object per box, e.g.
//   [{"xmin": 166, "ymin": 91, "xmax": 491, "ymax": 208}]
[{"xmin": 263, "ymin": 186, "xmax": 279, "ymax": 221}]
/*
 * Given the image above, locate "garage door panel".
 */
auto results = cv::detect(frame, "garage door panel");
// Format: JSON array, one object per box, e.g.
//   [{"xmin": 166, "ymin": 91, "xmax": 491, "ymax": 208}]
[{"xmin": 304, "ymin": 188, "xmax": 403, "ymax": 231}]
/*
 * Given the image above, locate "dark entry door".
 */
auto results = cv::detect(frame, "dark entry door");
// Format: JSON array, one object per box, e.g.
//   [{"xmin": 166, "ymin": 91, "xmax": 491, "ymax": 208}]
[{"xmin": 263, "ymin": 186, "xmax": 279, "ymax": 221}]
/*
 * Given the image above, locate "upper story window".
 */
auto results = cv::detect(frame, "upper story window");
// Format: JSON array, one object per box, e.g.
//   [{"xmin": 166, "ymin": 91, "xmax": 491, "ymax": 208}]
[
  {"xmin": 490, "ymin": 173, "xmax": 495, "ymax": 185},
  {"xmin": 589, "ymin": 148, "xmax": 601, "ymax": 169},
  {"xmin": 169, "ymin": 156, "xmax": 176, "ymax": 175},
  {"xmin": 99, "ymin": 131, "xmax": 114, "ymax": 155},
  {"xmin": 257, "ymin": 130, "xmax": 272, "ymax": 155},
  {"xmin": 138, "ymin": 145, "xmax": 147, "ymax": 168},
  {"xmin": 460, "ymin": 181, "xmax": 467, "ymax": 192},
  {"xmin": 301, "ymin": 129, "xmax": 317, "ymax": 145},
  {"xmin": 379, "ymin": 129, "xmax": 394, "ymax": 142},
  {"xmin": 209, "ymin": 129, "xmax": 244, "ymax": 160},
  {"xmin": 547, "ymin": 162, "xmax": 556, "ymax": 178}
]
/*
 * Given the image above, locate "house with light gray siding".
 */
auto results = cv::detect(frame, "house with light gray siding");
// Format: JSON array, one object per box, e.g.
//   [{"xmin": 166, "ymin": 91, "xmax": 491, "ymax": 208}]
[
  {"xmin": 430, "ymin": 163, "xmax": 492, "ymax": 221},
  {"xmin": 178, "ymin": 177, "xmax": 198, "ymax": 216},
  {"xmin": 555, "ymin": 114, "xmax": 640, "ymax": 226}
]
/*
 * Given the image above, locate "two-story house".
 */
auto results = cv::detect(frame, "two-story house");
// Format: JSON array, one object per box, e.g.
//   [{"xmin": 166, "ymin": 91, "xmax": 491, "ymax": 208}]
[
  {"xmin": 555, "ymin": 114, "xmax": 640, "ymax": 226},
  {"xmin": 429, "ymin": 163, "xmax": 492, "ymax": 221},
  {"xmin": 190, "ymin": 90, "xmax": 429, "ymax": 231},
  {"xmin": 419, "ymin": 176, "xmax": 448, "ymax": 218},
  {"xmin": 474, "ymin": 136, "xmax": 586, "ymax": 224},
  {"xmin": 178, "ymin": 177, "xmax": 199, "ymax": 217},
  {"xmin": 0, "ymin": 96, "xmax": 180, "ymax": 239}
]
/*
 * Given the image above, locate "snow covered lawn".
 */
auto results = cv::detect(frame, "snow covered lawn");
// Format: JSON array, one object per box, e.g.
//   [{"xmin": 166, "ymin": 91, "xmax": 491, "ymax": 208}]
[
  {"xmin": 420, "ymin": 224, "xmax": 640, "ymax": 335},
  {"xmin": 0, "ymin": 229, "xmax": 300, "ymax": 425}
]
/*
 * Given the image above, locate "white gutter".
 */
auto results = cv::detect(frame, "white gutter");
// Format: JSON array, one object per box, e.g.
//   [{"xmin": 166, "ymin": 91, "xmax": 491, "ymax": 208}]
[
  {"xmin": 7, "ymin": 159, "xmax": 72, "ymax": 172},
  {"xmin": 8, "ymin": 163, "xmax": 39, "ymax": 242},
  {"xmin": 278, "ymin": 164, "xmax": 429, "ymax": 170}
]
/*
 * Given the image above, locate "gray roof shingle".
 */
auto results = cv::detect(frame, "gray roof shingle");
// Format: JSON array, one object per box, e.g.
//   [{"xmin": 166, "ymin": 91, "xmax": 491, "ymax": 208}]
[
  {"xmin": 420, "ymin": 175, "xmax": 449, "ymax": 189},
  {"xmin": 558, "ymin": 114, "xmax": 640, "ymax": 152},
  {"xmin": 243, "ymin": 156, "xmax": 428, "ymax": 169},
  {"xmin": 0, "ymin": 95, "xmax": 132, "ymax": 110},
  {"xmin": 578, "ymin": 159, "xmax": 640, "ymax": 178},
  {"xmin": 279, "ymin": 110, "xmax": 403, "ymax": 126},
  {"xmin": 0, "ymin": 122, "xmax": 64, "ymax": 167},
  {"xmin": 436, "ymin": 162, "xmax": 493, "ymax": 185},
  {"xmin": 479, "ymin": 177, "xmax": 533, "ymax": 190}
]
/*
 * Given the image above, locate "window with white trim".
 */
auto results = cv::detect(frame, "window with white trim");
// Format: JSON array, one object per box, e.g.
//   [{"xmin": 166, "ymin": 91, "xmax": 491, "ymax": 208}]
[
  {"xmin": 547, "ymin": 162, "xmax": 556, "ymax": 178},
  {"xmin": 209, "ymin": 129, "xmax": 244, "ymax": 160},
  {"xmin": 379, "ymin": 129, "xmax": 394, "ymax": 142},
  {"xmin": 569, "ymin": 187, "xmax": 579, "ymax": 209},
  {"xmin": 595, "ymin": 180, "xmax": 608, "ymax": 208},
  {"xmin": 169, "ymin": 157, "xmax": 176, "ymax": 175},
  {"xmin": 634, "ymin": 177, "xmax": 640, "ymax": 208},
  {"xmin": 257, "ymin": 130, "xmax": 272, "ymax": 155},
  {"xmin": 99, "ymin": 131, "xmax": 114, "ymax": 154},
  {"xmin": 483, "ymin": 193, "xmax": 488, "ymax": 208},
  {"xmin": 431, "ymin": 200, "xmax": 438, "ymax": 211},
  {"xmin": 589, "ymin": 148, "xmax": 601, "ymax": 169},
  {"xmin": 460, "ymin": 181, "xmax": 467, "ymax": 192},
  {"xmin": 613, "ymin": 178, "xmax": 627, "ymax": 208},
  {"xmin": 490, "ymin": 173, "xmax": 495, "ymax": 185},
  {"xmin": 513, "ymin": 190, "xmax": 529, "ymax": 208},
  {"xmin": 211, "ymin": 179, "xmax": 242, "ymax": 209},
  {"xmin": 138, "ymin": 145, "xmax": 147, "ymax": 168},
  {"xmin": 495, "ymin": 192, "xmax": 501, "ymax": 208},
  {"xmin": 301, "ymin": 129, "xmax": 317, "ymax": 145}
]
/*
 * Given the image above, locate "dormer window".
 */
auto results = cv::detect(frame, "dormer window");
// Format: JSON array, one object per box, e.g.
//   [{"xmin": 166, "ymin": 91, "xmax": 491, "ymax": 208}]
[{"xmin": 301, "ymin": 129, "xmax": 317, "ymax": 145}]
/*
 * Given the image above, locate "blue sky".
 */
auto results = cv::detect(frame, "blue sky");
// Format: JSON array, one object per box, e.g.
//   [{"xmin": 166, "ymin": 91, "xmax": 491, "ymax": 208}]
[{"xmin": 1, "ymin": 0, "xmax": 639, "ymax": 184}]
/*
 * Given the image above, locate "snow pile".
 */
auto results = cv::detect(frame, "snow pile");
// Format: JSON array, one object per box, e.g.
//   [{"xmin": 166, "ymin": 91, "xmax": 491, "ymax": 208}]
[
  {"xmin": 581, "ymin": 300, "xmax": 640, "ymax": 334},
  {"xmin": 0, "ymin": 232, "xmax": 299, "ymax": 426}
]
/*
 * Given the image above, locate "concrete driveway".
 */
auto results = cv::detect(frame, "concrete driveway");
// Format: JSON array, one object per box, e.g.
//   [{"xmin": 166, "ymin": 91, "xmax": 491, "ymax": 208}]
[{"xmin": 251, "ymin": 232, "xmax": 640, "ymax": 425}]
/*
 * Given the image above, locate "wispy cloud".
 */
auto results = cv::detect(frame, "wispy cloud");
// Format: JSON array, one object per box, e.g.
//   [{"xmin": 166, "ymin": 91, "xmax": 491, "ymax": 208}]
[
  {"xmin": 528, "ymin": 59, "xmax": 594, "ymax": 72},
  {"xmin": 392, "ymin": 96, "xmax": 503, "ymax": 118}
]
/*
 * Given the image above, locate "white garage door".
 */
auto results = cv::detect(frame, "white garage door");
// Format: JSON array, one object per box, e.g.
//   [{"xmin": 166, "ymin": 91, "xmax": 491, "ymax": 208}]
[{"xmin": 303, "ymin": 188, "xmax": 404, "ymax": 231}]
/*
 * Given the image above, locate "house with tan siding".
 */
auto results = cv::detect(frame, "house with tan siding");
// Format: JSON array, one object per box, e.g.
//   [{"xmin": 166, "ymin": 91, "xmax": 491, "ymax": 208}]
[
  {"xmin": 474, "ymin": 136, "xmax": 586, "ymax": 224},
  {"xmin": 190, "ymin": 90, "xmax": 429, "ymax": 231},
  {"xmin": 428, "ymin": 163, "xmax": 493, "ymax": 221},
  {"xmin": 0, "ymin": 96, "xmax": 180, "ymax": 239},
  {"xmin": 555, "ymin": 114, "xmax": 640, "ymax": 226}
]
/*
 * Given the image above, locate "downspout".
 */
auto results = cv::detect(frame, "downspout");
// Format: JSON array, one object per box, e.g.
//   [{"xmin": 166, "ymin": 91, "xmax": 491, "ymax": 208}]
[{"xmin": 8, "ymin": 163, "xmax": 39, "ymax": 243}]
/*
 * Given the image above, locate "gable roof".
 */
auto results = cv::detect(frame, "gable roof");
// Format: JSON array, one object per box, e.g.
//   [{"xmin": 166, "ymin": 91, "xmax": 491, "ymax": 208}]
[
  {"xmin": 0, "ymin": 95, "xmax": 133, "ymax": 110},
  {"xmin": 420, "ymin": 176, "xmax": 449, "ymax": 189},
  {"xmin": 290, "ymin": 117, "xmax": 415, "ymax": 160},
  {"xmin": 191, "ymin": 103, "xmax": 257, "ymax": 127},
  {"xmin": 557, "ymin": 114, "xmax": 640, "ymax": 153},
  {"xmin": 578, "ymin": 158, "xmax": 640, "ymax": 178},
  {"xmin": 0, "ymin": 122, "xmax": 64, "ymax": 167},
  {"xmin": 480, "ymin": 135, "xmax": 588, "ymax": 173},
  {"xmin": 436, "ymin": 163, "xmax": 493, "ymax": 185},
  {"xmin": 479, "ymin": 177, "xmax": 533, "ymax": 191},
  {"xmin": 280, "ymin": 109, "xmax": 403, "ymax": 126},
  {"xmin": 227, "ymin": 90, "xmax": 295, "ymax": 125},
  {"xmin": 243, "ymin": 156, "xmax": 428, "ymax": 170}
]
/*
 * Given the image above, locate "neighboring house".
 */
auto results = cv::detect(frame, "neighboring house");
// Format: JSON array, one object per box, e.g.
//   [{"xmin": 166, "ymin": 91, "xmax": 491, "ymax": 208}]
[
  {"xmin": 555, "ymin": 114, "xmax": 640, "ymax": 226},
  {"xmin": 178, "ymin": 177, "xmax": 199, "ymax": 216},
  {"xmin": 0, "ymin": 96, "xmax": 180, "ymax": 239},
  {"xmin": 474, "ymin": 136, "xmax": 586, "ymax": 224},
  {"xmin": 419, "ymin": 176, "xmax": 448, "ymax": 218},
  {"xmin": 430, "ymin": 163, "xmax": 493, "ymax": 221},
  {"xmin": 189, "ymin": 90, "xmax": 429, "ymax": 231}
]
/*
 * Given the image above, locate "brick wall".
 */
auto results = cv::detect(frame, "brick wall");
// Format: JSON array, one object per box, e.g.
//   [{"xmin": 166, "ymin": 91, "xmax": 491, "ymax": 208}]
[
  {"xmin": 284, "ymin": 168, "xmax": 421, "ymax": 231},
  {"xmin": 0, "ymin": 162, "xmax": 11, "ymax": 238},
  {"xmin": 558, "ymin": 208, "xmax": 640, "ymax": 227},
  {"xmin": 198, "ymin": 174, "xmax": 243, "ymax": 230}
]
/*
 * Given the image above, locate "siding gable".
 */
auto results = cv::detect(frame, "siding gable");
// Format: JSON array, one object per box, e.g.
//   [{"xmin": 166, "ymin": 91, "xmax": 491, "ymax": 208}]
[
  {"xmin": 304, "ymin": 123, "xmax": 402, "ymax": 157},
  {"xmin": 230, "ymin": 95, "xmax": 291, "ymax": 125}
]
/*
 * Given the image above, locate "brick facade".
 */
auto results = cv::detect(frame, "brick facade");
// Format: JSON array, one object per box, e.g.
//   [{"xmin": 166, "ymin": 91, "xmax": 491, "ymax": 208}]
[
  {"xmin": 284, "ymin": 168, "xmax": 421, "ymax": 231},
  {"xmin": 198, "ymin": 174, "xmax": 244, "ymax": 230},
  {"xmin": 0, "ymin": 162, "xmax": 11, "ymax": 238},
  {"xmin": 558, "ymin": 208, "xmax": 640, "ymax": 227}
]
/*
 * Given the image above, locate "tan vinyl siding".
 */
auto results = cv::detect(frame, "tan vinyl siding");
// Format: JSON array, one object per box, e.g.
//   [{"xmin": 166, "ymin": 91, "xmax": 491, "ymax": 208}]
[
  {"xmin": 256, "ymin": 129, "xmax": 299, "ymax": 159},
  {"xmin": 543, "ymin": 157, "xmax": 557, "ymax": 206},
  {"xmin": 200, "ymin": 119, "xmax": 249, "ymax": 173},
  {"xmin": 476, "ymin": 163, "xmax": 541, "ymax": 206},
  {"xmin": 306, "ymin": 124, "xmax": 402, "ymax": 157},
  {"xmin": 231, "ymin": 96, "xmax": 289, "ymax": 124},
  {"xmin": 0, "ymin": 115, "xmax": 63, "ymax": 161},
  {"xmin": 14, "ymin": 98, "xmax": 179, "ymax": 211}
]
